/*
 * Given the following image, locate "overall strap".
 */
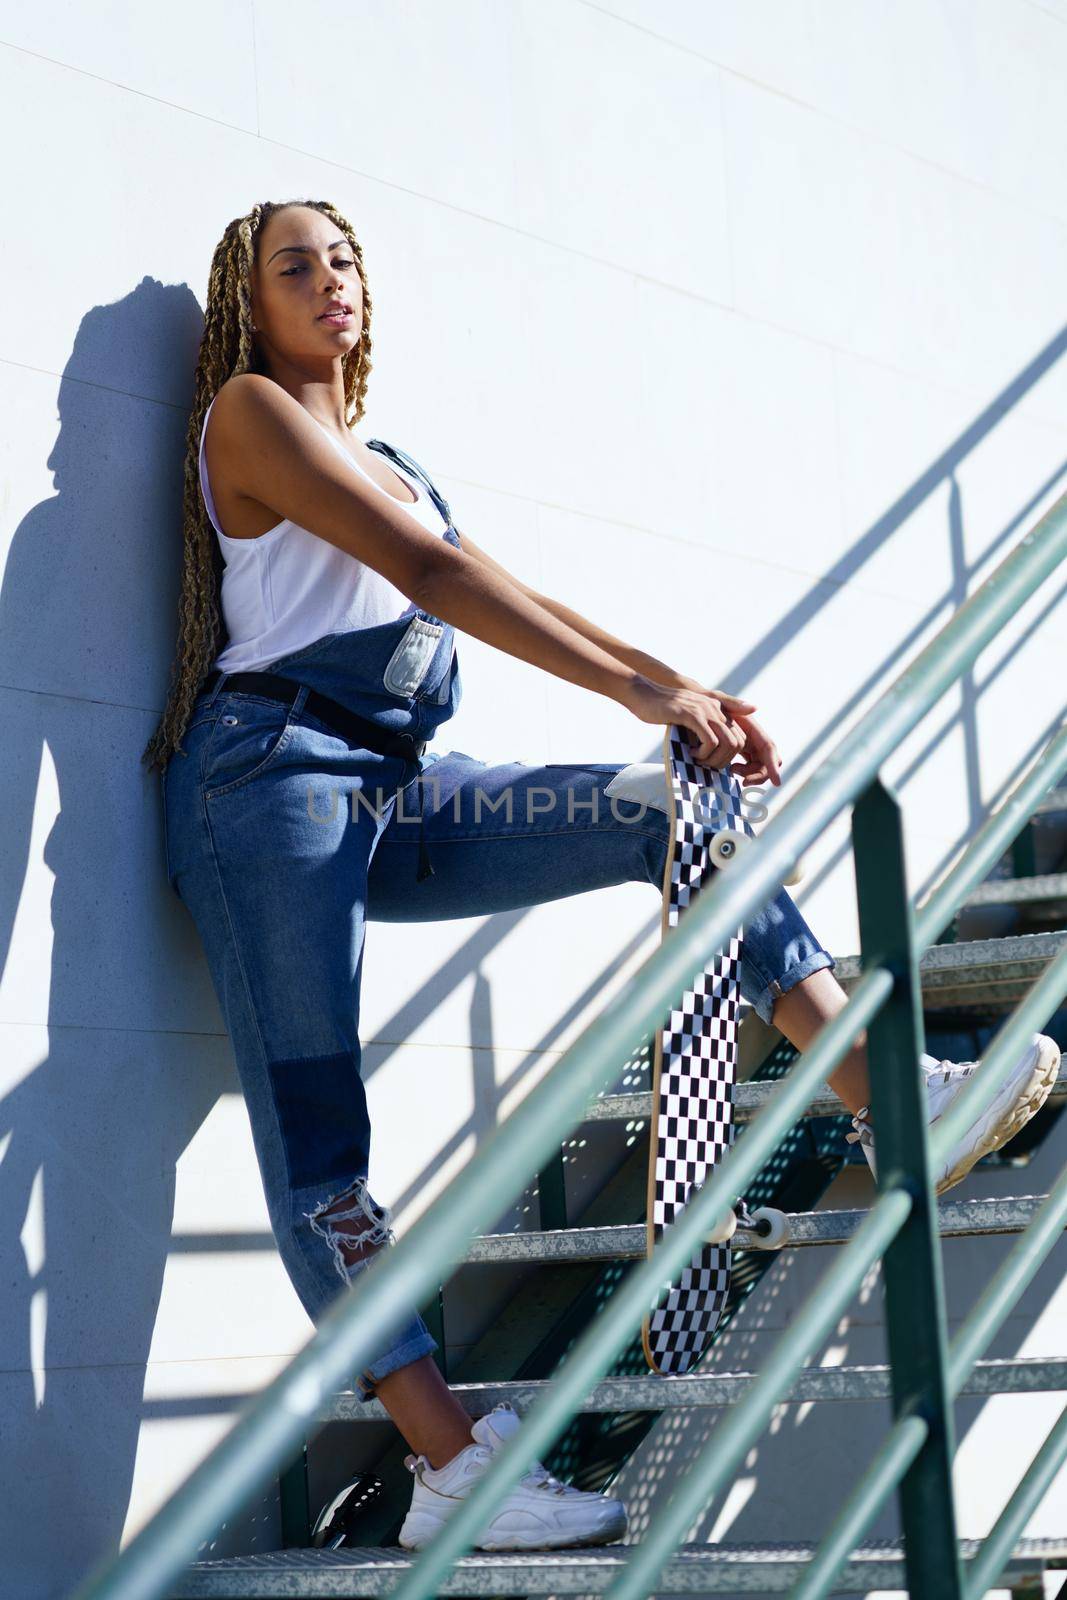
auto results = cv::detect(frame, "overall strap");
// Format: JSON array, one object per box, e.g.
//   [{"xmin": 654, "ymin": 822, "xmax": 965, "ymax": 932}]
[{"xmin": 366, "ymin": 438, "xmax": 453, "ymax": 530}]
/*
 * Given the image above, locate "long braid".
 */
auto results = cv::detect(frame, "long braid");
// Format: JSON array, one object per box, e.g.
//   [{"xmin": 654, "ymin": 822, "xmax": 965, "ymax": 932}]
[{"xmin": 140, "ymin": 197, "xmax": 375, "ymax": 777}]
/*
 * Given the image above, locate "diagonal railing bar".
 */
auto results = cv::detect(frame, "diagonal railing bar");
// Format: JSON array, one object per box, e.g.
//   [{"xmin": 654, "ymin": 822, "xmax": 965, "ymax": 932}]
[
  {"xmin": 388, "ymin": 968, "xmax": 894, "ymax": 1600},
  {"xmin": 737, "ymin": 789, "xmax": 1067, "ymax": 1600},
  {"xmin": 599, "ymin": 1194, "xmax": 914, "ymax": 1600},
  {"xmin": 788, "ymin": 1414, "xmax": 929, "ymax": 1600},
  {"xmin": 767, "ymin": 787, "xmax": 1067, "ymax": 1600},
  {"xmin": 962, "ymin": 1403, "xmax": 1067, "ymax": 1600},
  {"xmin": 77, "ymin": 502, "xmax": 1067, "ymax": 1600},
  {"xmin": 948, "ymin": 1157, "xmax": 1067, "ymax": 1397},
  {"xmin": 788, "ymin": 1160, "xmax": 1067, "ymax": 1600},
  {"xmin": 914, "ymin": 726, "xmax": 1067, "ymax": 947}
]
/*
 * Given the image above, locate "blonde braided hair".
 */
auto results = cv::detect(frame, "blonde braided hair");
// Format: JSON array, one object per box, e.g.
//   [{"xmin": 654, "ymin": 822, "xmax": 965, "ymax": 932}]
[{"xmin": 141, "ymin": 197, "xmax": 374, "ymax": 777}]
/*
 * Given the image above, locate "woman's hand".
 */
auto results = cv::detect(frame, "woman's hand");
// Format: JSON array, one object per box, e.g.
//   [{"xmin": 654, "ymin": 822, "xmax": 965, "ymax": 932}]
[
  {"xmin": 621, "ymin": 673, "xmax": 782, "ymax": 787},
  {"xmin": 723, "ymin": 707, "xmax": 783, "ymax": 788},
  {"xmin": 664, "ymin": 671, "xmax": 783, "ymax": 788}
]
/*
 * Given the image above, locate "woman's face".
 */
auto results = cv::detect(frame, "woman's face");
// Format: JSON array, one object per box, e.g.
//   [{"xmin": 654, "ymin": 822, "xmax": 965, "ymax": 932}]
[{"xmin": 249, "ymin": 204, "xmax": 363, "ymax": 371}]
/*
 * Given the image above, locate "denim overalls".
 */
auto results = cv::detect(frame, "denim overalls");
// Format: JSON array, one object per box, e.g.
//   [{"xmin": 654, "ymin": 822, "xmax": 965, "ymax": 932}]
[
  {"xmin": 161, "ymin": 439, "xmax": 836, "ymax": 1397},
  {"xmin": 263, "ymin": 438, "xmax": 463, "ymax": 885}
]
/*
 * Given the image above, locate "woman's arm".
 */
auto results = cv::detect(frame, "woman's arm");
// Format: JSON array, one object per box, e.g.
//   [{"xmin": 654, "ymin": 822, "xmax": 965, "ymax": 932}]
[
  {"xmin": 455, "ymin": 527, "xmax": 694, "ymax": 690},
  {"xmin": 455, "ymin": 527, "xmax": 781, "ymax": 786},
  {"xmin": 419, "ymin": 532, "xmax": 654, "ymax": 702},
  {"xmin": 216, "ymin": 380, "xmax": 752, "ymax": 769},
  {"xmin": 419, "ymin": 533, "xmax": 760, "ymax": 772}
]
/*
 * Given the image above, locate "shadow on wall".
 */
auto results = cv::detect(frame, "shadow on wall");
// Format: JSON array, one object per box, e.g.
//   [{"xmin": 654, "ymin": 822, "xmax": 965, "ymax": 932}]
[
  {"xmin": 0, "ymin": 282, "xmax": 1065, "ymax": 1598},
  {"xmin": 0, "ymin": 279, "xmax": 284, "ymax": 1597}
]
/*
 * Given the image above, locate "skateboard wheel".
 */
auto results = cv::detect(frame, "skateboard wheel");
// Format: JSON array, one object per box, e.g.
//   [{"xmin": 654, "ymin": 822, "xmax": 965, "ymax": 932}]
[
  {"xmin": 783, "ymin": 856, "xmax": 806, "ymax": 887},
  {"xmin": 704, "ymin": 1207, "xmax": 738, "ymax": 1245},
  {"xmin": 746, "ymin": 1206, "xmax": 790, "ymax": 1249},
  {"xmin": 709, "ymin": 830, "xmax": 752, "ymax": 870}
]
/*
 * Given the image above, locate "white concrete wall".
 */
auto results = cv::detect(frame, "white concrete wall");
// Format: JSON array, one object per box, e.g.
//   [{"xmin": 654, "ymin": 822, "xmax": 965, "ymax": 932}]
[{"xmin": 0, "ymin": 2, "xmax": 1065, "ymax": 1596}]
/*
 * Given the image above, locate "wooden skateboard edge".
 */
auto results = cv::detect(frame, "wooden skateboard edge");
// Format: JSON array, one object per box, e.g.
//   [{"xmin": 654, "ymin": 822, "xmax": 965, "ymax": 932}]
[
  {"xmin": 641, "ymin": 727, "xmax": 752, "ymax": 1375},
  {"xmin": 642, "ymin": 723, "xmax": 683, "ymax": 1375}
]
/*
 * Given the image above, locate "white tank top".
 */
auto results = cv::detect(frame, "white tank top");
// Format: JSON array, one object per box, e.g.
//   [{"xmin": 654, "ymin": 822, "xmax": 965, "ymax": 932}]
[{"xmin": 198, "ymin": 394, "xmax": 449, "ymax": 672}]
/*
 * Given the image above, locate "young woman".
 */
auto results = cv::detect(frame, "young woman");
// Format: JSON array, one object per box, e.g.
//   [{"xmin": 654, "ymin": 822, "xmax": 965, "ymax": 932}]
[{"xmin": 144, "ymin": 198, "xmax": 1060, "ymax": 1554}]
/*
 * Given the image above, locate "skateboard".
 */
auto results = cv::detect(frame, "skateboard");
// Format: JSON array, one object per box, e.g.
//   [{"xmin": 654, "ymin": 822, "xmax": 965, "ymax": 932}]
[{"xmin": 642, "ymin": 723, "xmax": 786, "ymax": 1376}]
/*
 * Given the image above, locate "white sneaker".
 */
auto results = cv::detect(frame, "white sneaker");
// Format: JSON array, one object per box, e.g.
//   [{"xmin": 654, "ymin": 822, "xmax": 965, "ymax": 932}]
[
  {"xmin": 846, "ymin": 1032, "xmax": 1060, "ymax": 1196},
  {"xmin": 397, "ymin": 1402, "xmax": 628, "ymax": 1552}
]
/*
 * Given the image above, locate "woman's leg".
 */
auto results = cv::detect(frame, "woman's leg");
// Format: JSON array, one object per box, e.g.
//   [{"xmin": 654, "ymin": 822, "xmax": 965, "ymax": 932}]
[
  {"xmin": 769, "ymin": 964, "xmax": 871, "ymax": 1116},
  {"xmin": 167, "ymin": 728, "xmax": 459, "ymax": 1453},
  {"xmin": 367, "ymin": 751, "xmax": 868, "ymax": 1110}
]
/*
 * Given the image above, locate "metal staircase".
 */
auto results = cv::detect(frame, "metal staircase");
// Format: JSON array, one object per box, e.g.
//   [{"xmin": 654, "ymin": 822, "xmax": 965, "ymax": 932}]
[{"xmin": 74, "ymin": 491, "xmax": 1067, "ymax": 1597}]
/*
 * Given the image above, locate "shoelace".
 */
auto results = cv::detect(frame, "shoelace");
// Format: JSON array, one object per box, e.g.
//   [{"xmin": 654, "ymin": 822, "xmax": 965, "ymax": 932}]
[
  {"xmin": 844, "ymin": 1051, "xmax": 985, "ymax": 1154},
  {"xmin": 409, "ymin": 1443, "xmax": 573, "ymax": 1495},
  {"xmin": 844, "ymin": 1103, "xmax": 873, "ymax": 1148},
  {"xmin": 469, "ymin": 1444, "xmax": 572, "ymax": 1493},
  {"xmin": 924, "ymin": 1058, "xmax": 977, "ymax": 1085},
  {"xmin": 519, "ymin": 1461, "xmax": 572, "ymax": 1495},
  {"xmin": 844, "ymin": 1054, "xmax": 981, "ymax": 1149}
]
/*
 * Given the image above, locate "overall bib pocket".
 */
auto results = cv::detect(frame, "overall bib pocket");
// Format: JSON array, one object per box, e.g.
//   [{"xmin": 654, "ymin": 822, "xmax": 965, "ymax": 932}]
[
  {"xmin": 381, "ymin": 615, "xmax": 444, "ymax": 698},
  {"xmin": 200, "ymin": 696, "xmax": 297, "ymax": 800}
]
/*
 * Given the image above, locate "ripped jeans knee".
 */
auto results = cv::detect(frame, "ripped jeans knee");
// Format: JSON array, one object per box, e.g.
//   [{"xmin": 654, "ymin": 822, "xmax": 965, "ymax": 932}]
[
  {"xmin": 303, "ymin": 1173, "xmax": 394, "ymax": 1286},
  {"xmin": 301, "ymin": 1173, "xmax": 439, "ymax": 1399}
]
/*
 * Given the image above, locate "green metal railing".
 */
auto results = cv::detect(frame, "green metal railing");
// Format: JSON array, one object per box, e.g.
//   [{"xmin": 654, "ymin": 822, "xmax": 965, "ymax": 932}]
[{"xmin": 75, "ymin": 491, "xmax": 1067, "ymax": 1600}]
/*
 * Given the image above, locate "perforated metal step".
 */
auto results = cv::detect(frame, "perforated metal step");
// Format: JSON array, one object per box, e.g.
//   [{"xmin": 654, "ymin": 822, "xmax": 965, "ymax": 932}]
[
  {"xmin": 964, "ymin": 871, "xmax": 1067, "ymax": 907},
  {"xmin": 323, "ymin": 1354, "xmax": 1067, "ymax": 1423},
  {"xmin": 465, "ymin": 1194, "xmax": 1060, "ymax": 1265},
  {"xmin": 165, "ymin": 1535, "xmax": 1067, "ymax": 1595},
  {"xmin": 831, "ymin": 929, "xmax": 1066, "ymax": 1010},
  {"xmin": 585, "ymin": 1064, "xmax": 1067, "ymax": 1124}
]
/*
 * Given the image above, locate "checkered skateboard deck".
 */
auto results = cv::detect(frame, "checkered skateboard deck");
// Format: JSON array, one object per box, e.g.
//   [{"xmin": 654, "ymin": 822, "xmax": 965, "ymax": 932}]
[{"xmin": 642, "ymin": 723, "xmax": 755, "ymax": 1376}]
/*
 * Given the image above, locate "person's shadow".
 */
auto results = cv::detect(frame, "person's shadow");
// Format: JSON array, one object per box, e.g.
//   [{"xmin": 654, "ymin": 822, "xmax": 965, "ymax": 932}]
[{"xmin": 0, "ymin": 279, "xmax": 286, "ymax": 1599}]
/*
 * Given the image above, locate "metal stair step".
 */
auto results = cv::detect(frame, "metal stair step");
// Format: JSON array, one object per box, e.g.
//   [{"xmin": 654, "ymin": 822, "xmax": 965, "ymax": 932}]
[
  {"xmin": 322, "ymin": 1354, "xmax": 1067, "ymax": 1422},
  {"xmin": 165, "ymin": 1536, "xmax": 1067, "ymax": 1595},
  {"xmin": 831, "ymin": 929, "xmax": 1066, "ymax": 1010},
  {"xmin": 466, "ymin": 1194, "xmax": 1060, "ymax": 1265},
  {"xmin": 964, "ymin": 871, "xmax": 1067, "ymax": 907},
  {"xmin": 585, "ymin": 1064, "xmax": 1067, "ymax": 1125}
]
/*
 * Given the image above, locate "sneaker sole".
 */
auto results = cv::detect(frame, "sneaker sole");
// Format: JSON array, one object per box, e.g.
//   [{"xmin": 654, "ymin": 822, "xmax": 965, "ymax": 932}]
[
  {"xmin": 475, "ymin": 1514, "xmax": 628, "ymax": 1552},
  {"xmin": 934, "ymin": 1034, "xmax": 1060, "ymax": 1196},
  {"xmin": 399, "ymin": 1512, "xmax": 627, "ymax": 1553}
]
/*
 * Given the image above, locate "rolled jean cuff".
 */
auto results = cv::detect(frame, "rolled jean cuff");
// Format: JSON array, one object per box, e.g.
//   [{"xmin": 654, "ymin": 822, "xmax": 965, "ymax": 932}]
[
  {"xmin": 747, "ymin": 950, "xmax": 836, "ymax": 1028},
  {"xmin": 355, "ymin": 1318, "xmax": 439, "ymax": 1400}
]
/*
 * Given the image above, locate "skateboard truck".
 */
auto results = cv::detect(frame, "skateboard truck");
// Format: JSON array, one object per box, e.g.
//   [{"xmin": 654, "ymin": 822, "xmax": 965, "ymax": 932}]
[
  {"xmin": 709, "ymin": 826, "xmax": 805, "ymax": 887},
  {"xmin": 733, "ymin": 1196, "xmax": 791, "ymax": 1250},
  {"xmin": 704, "ymin": 1196, "xmax": 790, "ymax": 1251}
]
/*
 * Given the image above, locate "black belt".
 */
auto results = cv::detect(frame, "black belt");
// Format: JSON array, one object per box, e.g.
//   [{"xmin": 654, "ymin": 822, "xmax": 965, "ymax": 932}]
[{"xmin": 201, "ymin": 670, "xmax": 436, "ymax": 883}]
